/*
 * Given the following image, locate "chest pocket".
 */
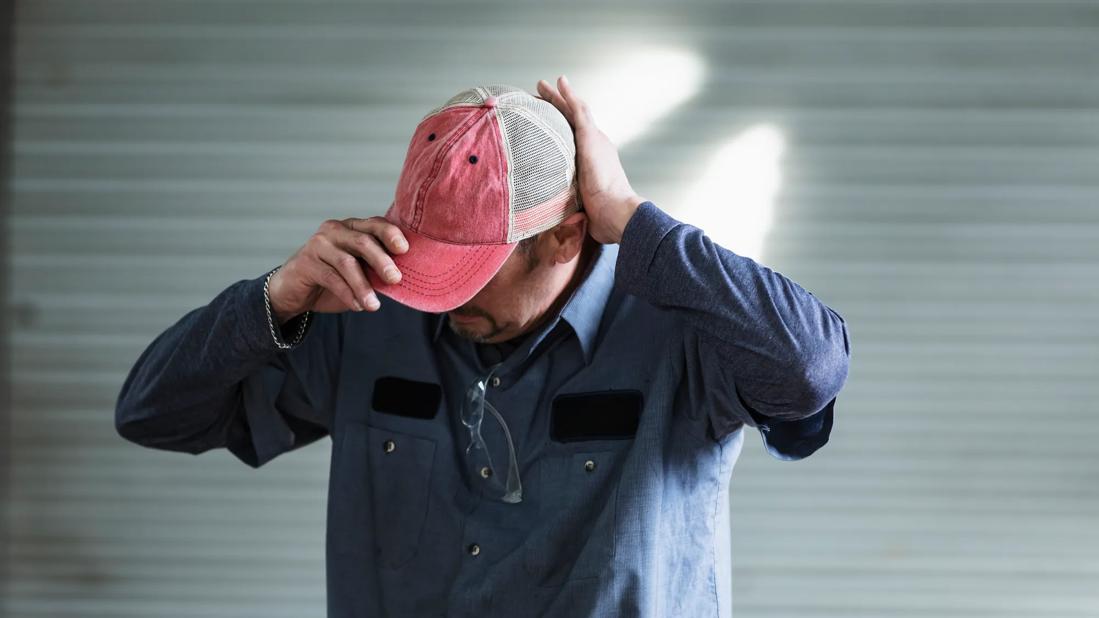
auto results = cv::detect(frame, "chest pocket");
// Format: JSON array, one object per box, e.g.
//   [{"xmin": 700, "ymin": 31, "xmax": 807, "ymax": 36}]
[
  {"xmin": 522, "ymin": 390, "xmax": 641, "ymax": 587},
  {"xmin": 330, "ymin": 422, "xmax": 436, "ymax": 567},
  {"xmin": 523, "ymin": 448, "xmax": 629, "ymax": 587},
  {"xmin": 364, "ymin": 424, "xmax": 436, "ymax": 568}
]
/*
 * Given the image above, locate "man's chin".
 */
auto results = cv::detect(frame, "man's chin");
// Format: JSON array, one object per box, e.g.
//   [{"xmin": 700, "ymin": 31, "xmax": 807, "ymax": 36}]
[{"xmin": 446, "ymin": 316, "xmax": 490, "ymax": 343}]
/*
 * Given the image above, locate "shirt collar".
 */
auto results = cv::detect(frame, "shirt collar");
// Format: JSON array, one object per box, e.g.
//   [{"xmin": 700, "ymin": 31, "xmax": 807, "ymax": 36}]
[
  {"xmin": 557, "ymin": 242, "xmax": 617, "ymax": 363},
  {"xmin": 430, "ymin": 242, "xmax": 618, "ymax": 364}
]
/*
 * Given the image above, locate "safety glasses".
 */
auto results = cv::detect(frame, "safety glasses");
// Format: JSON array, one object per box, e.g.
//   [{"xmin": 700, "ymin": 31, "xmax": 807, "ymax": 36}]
[{"xmin": 461, "ymin": 361, "xmax": 522, "ymax": 503}]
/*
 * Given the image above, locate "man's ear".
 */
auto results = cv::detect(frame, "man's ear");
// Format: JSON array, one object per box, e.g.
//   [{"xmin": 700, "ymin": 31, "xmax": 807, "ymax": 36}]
[{"xmin": 551, "ymin": 212, "xmax": 589, "ymax": 263}]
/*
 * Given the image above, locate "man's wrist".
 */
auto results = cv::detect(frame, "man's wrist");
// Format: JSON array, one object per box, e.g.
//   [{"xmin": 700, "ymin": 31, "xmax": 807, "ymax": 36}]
[
  {"xmin": 263, "ymin": 266, "xmax": 311, "ymax": 350},
  {"xmin": 273, "ymin": 306, "xmax": 299, "ymax": 327},
  {"xmin": 266, "ymin": 269, "xmax": 298, "ymax": 325},
  {"xmin": 610, "ymin": 194, "xmax": 645, "ymax": 244},
  {"xmin": 613, "ymin": 198, "xmax": 684, "ymax": 299}
]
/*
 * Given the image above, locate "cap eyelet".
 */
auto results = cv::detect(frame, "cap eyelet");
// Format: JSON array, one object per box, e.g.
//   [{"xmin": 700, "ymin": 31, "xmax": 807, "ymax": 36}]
[
  {"xmin": 468, "ymin": 155, "xmax": 478, "ymax": 164},
  {"xmin": 427, "ymin": 133, "xmax": 436, "ymax": 141}
]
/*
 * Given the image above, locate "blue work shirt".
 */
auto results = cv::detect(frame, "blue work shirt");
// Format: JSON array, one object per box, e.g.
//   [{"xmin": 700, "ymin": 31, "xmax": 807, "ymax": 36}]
[{"xmin": 116, "ymin": 200, "xmax": 851, "ymax": 617}]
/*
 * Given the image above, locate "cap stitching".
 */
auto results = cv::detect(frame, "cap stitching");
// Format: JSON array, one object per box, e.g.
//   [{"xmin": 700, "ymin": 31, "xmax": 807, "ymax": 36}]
[
  {"xmin": 490, "ymin": 106, "xmax": 511, "ymax": 244},
  {"xmin": 493, "ymin": 102, "xmax": 518, "ymax": 243},
  {"xmin": 392, "ymin": 263, "xmax": 490, "ymax": 295},
  {"xmin": 392, "ymin": 249, "xmax": 498, "ymax": 293},
  {"xmin": 396, "ymin": 245, "xmax": 491, "ymax": 280},
  {"xmin": 411, "ymin": 106, "xmax": 494, "ymax": 229},
  {"xmin": 402, "ymin": 227, "xmax": 516, "ymax": 246}
]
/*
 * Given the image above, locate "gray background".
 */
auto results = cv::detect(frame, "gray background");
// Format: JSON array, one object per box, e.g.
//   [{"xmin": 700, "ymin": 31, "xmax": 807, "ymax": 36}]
[{"xmin": 4, "ymin": 1, "xmax": 1099, "ymax": 616}]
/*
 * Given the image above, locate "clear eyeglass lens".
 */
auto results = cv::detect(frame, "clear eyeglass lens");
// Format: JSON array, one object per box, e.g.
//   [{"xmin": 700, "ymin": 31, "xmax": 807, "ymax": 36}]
[{"xmin": 461, "ymin": 363, "xmax": 522, "ymax": 503}]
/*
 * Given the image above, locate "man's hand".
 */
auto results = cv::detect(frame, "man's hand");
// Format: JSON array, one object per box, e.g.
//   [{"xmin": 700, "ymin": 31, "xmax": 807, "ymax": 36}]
[
  {"xmin": 536, "ymin": 75, "xmax": 647, "ymax": 245},
  {"xmin": 268, "ymin": 217, "xmax": 408, "ymax": 323}
]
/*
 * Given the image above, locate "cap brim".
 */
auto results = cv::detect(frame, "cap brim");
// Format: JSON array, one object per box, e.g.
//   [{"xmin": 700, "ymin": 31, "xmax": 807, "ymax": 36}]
[{"xmin": 365, "ymin": 223, "xmax": 518, "ymax": 313}]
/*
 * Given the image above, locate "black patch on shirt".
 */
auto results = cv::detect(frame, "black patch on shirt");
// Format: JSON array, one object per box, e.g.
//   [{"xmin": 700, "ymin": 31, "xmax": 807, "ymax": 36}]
[
  {"xmin": 371, "ymin": 376, "xmax": 441, "ymax": 420},
  {"xmin": 550, "ymin": 390, "xmax": 643, "ymax": 442}
]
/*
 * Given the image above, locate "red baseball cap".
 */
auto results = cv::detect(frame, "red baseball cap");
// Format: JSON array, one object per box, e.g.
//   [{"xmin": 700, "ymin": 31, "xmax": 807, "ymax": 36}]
[{"xmin": 365, "ymin": 84, "xmax": 580, "ymax": 313}]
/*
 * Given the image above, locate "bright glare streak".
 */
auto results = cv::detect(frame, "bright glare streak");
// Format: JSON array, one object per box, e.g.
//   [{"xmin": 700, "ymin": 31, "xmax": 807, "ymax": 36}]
[
  {"xmin": 573, "ymin": 47, "xmax": 705, "ymax": 146},
  {"xmin": 679, "ymin": 125, "xmax": 786, "ymax": 262}
]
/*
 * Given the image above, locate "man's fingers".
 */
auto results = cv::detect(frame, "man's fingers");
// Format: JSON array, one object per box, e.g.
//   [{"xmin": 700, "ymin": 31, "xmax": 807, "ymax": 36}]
[
  {"xmin": 557, "ymin": 75, "xmax": 594, "ymax": 126},
  {"xmin": 344, "ymin": 217, "xmax": 409, "ymax": 255},
  {"xmin": 537, "ymin": 78, "xmax": 576, "ymax": 128},
  {"xmin": 315, "ymin": 240, "xmax": 379, "ymax": 311},
  {"xmin": 313, "ymin": 258, "xmax": 368, "ymax": 313},
  {"xmin": 335, "ymin": 216, "xmax": 406, "ymax": 291},
  {"xmin": 334, "ymin": 225, "xmax": 402, "ymax": 286}
]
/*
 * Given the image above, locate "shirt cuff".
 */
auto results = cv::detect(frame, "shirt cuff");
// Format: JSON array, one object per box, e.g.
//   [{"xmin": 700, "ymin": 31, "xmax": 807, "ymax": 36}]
[
  {"xmin": 235, "ymin": 270, "xmax": 315, "ymax": 355},
  {"xmin": 751, "ymin": 395, "xmax": 836, "ymax": 462},
  {"xmin": 613, "ymin": 200, "xmax": 683, "ymax": 297},
  {"xmin": 272, "ymin": 309, "xmax": 313, "ymax": 348}
]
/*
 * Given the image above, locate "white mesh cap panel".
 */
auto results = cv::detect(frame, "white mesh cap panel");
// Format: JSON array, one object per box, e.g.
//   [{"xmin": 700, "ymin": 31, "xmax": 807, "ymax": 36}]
[
  {"xmin": 422, "ymin": 88, "xmax": 485, "ymax": 118},
  {"xmin": 492, "ymin": 86, "xmax": 578, "ymax": 241},
  {"xmin": 499, "ymin": 108, "xmax": 571, "ymax": 213},
  {"xmin": 484, "ymin": 84, "xmax": 525, "ymax": 98},
  {"xmin": 422, "ymin": 85, "xmax": 527, "ymax": 119}
]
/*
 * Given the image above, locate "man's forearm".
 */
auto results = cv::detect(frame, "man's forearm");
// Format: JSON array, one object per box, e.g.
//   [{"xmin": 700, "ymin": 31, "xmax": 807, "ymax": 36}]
[
  {"xmin": 614, "ymin": 201, "xmax": 850, "ymax": 421},
  {"xmin": 114, "ymin": 270, "xmax": 309, "ymax": 452}
]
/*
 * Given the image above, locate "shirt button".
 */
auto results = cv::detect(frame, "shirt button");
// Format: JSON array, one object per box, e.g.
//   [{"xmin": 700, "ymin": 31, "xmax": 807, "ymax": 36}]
[
  {"xmin": 480, "ymin": 466, "xmax": 493, "ymax": 478},
  {"xmin": 490, "ymin": 376, "xmax": 502, "ymax": 388},
  {"xmin": 382, "ymin": 439, "xmax": 396, "ymax": 454},
  {"xmin": 467, "ymin": 543, "xmax": 481, "ymax": 556},
  {"xmin": 584, "ymin": 459, "xmax": 596, "ymax": 472}
]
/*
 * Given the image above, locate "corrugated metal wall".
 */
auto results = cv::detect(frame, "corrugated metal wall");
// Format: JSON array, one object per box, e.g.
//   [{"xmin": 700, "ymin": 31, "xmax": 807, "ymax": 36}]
[
  {"xmin": 1, "ymin": 0, "xmax": 14, "ymax": 612},
  {"xmin": 5, "ymin": 1, "xmax": 1099, "ymax": 616}
]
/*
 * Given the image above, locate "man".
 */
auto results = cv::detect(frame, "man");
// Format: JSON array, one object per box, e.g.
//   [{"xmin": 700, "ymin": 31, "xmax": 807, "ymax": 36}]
[{"xmin": 116, "ymin": 76, "xmax": 851, "ymax": 617}]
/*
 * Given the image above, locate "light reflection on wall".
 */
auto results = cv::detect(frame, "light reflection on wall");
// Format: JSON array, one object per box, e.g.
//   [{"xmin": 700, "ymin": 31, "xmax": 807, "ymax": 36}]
[
  {"xmin": 678, "ymin": 124, "xmax": 786, "ymax": 262},
  {"xmin": 571, "ymin": 45, "xmax": 705, "ymax": 147}
]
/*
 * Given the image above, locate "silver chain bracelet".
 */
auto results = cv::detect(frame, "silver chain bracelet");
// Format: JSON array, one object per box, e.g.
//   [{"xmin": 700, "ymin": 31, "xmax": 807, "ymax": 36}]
[{"xmin": 263, "ymin": 265, "xmax": 311, "ymax": 349}]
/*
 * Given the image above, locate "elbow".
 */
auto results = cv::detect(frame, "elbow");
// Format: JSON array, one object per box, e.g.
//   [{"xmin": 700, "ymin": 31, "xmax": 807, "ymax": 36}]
[
  {"xmin": 114, "ymin": 382, "xmax": 238, "ymax": 456},
  {"xmin": 114, "ymin": 362, "xmax": 160, "ymax": 447},
  {"xmin": 113, "ymin": 364, "xmax": 192, "ymax": 451},
  {"xmin": 114, "ymin": 391, "xmax": 155, "ymax": 448},
  {"xmin": 113, "ymin": 382, "xmax": 184, "ymax": 451},
  {"xmin": 114, "ymin": 380, "xmax": 140, "ymax": 443},
  {"xmin": 794, "ymin": 325, "xmax": 851, "ymax": 417},
  {"xmin": 114, "ymin": 399, "xmax": 215, "ymax": 455}
]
